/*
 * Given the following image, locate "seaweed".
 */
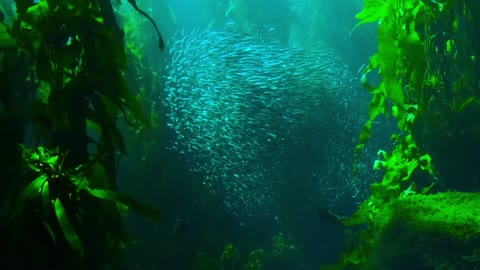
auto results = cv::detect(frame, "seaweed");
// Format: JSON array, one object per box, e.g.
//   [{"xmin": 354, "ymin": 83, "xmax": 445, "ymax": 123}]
[{"xmin": 0, "ymin": 0, "xmax": 163, "ymax": 269}]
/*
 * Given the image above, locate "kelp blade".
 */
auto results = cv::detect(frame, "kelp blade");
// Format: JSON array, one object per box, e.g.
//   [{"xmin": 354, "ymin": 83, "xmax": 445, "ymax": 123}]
[
  {"xmin": 53, "ymin": 198, "xmax": 84, "ymax": 254},
  {"xmin": 85, "ymin": 187, "xmax": 160, "ymax": 220}
]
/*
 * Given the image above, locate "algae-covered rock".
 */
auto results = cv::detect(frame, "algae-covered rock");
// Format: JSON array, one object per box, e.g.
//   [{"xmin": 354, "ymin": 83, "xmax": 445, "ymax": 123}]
[
  {"xmin": 336, "ymin": 192, "xmax": 480, "ymax": 269},
  {"xmin": 376, "ymin": 192, "xmax": 480, "ymax": 241}
]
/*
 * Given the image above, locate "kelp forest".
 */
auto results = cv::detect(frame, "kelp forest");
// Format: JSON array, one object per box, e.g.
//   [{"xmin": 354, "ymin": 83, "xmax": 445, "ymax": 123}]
[
  {"xmin": 0, "ymin": 0, "xmax": 162, "ymax": 269},
  {"xmin": 0, "ymin": 0, "xmax": 480, "ymax": 270}
]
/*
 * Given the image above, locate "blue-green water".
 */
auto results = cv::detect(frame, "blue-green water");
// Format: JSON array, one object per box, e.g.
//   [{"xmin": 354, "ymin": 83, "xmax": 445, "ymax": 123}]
[{"xmin": 117, "ymin": 0, "xmax": 386, "ymax": 269}]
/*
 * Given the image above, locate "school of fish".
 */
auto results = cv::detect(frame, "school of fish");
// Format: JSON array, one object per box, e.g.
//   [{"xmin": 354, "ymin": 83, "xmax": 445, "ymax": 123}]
[{"xmin": 163, "ymin": 25, "xmax": 374, "ymax": 219}]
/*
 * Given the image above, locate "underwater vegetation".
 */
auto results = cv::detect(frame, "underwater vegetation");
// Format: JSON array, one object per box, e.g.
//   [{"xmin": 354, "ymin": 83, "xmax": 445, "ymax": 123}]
[
  {"xmin": 0, "ymin": 0, "xmax": 163, "ymax": 269},
  {"xmin": 2, "ymin": 0, "xmax": 479, "ymax": 269},
  {"xmin": 163, "ymin": 25, "xmax": 374, "ymax": 219},
  {"xmin": 326, "ymin": 0, "xmax": 480, "ymax": 269},
  {"xmin": 194, "ymin": 233, "xmax": 297, "ymax": 270}
]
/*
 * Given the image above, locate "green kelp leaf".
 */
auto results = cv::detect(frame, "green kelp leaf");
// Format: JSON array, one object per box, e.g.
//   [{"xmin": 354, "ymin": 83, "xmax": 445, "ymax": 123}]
[
  {"xmin": 421, "ymin": 182, "xmax": 435, "ymax": 194},
  {"xmin": 37, "ymin": 146, "xmax": 46, "ymax": 157},
  {"xmin": 92, "ymin": 15, "xmax": 104, "ymax": 24},
  {"xmin": 85, "ymin": 187, "xmax": 160, "ymax": 220},
  {"xmin": 83, "ymin": 163, "xmax": 111, "ymax": 189},
  {"xmin": 403, "ymin": 160, "xmax": 419, "ymax": 181},
  {"xmin": 42, "ymin": 220, "xmax": 56, "ymax": 245},
  {"xmin": 369, "ymin": 93, "xmax": 387, "ymax": 120},
  {"xmin": 8, "ymin": 175, "xmax": 49, "ymax": 221},
  {"xmin": 86, "ymin": 118, "xmax": 102, "ymax": 135},
  {"xmin": 456, "ymin": 97, "xmax": 480, "ymax": 111},
  {"xmin": 91, "ymin": 20, "xmax": 127, "ymax": 68},
  {"xmin": 19, "ymin": 175, "xmax": 48, "ymax": 201},
  {"xmin": 98, "ymin": 91, "xmax": 121, "ymax": 121},
  {"xmin": 453, "ymin": 74, "xmax": 471, "ymax": 93},
  {"xmin": 359, "ymin": 121, "xmax": 373, "ymax": 142},
  {"xmin": 342, "ymin": 201, "xmax": 373, "ymax": 226},
  {"xmin": 354, "ymin": 93, "xmax": 387, "ymax": 166},
  {"xmin": 0, "ymin": 22, "xmax": 16, "ymax": 49},
  {"xmin": 23, "ymin": 0, "xmax": 50, "ymax": 27},
  {"xmin": 111, "ymin": 72, "xmax": 149, "ymax": 127},
  {"xmin": 382, "ymin": 169, "xmax": 401, "ymax": 186},
  {"xmin": 399, "ymin": 182, "xmax": 416, "ymax": 199},
  {"xmin": 38, "ymin": 81, "xmax": 51, "ymax": 104},
  {"xmin": 353, "ymin": 0, "xmax": 387, "ymax": 30},
  {"xmin": 384, "ymin": 79, "xmax": 404, "ymax": 107},
  {"xmin": 47, "ymin": 155, "xmax": 59, "ymax": 166},
  {"xmin": 361, "ymin": 93, "xmax": 386, "ymax": 142},
  {"xmin": 86, "ymin": 107, "xmax": 126, "ymax": 154},
  {"xmin": 419, "ymin": 154, "xmax": 438, "ymax": 179},
  {"xmin": 70, "ymin": 174, "xmax": 89, "ymax": 190},
  {"xmin": 53, "ymin": 198, "xmax": 83, "ymax": 254},
  {"xmin": 40, "ymin": 180, "xmax": 50, "ymax": 209},
  {"xmin": 19, "ymin": 144, "xmax": 42, "ymax": 172},
  {"xmin": 342, "ymin": 212, "xmax": 368, "ymax": 227},
  {"xmin": 19, "ymin": 143, "xmax": 34, "ymax": 157},
  {"xmin": 116, "ymin": 202, "xmax": 130, "ymax": 217}
]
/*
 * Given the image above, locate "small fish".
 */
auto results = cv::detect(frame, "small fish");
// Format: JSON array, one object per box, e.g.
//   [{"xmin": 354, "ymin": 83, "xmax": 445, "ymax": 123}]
[{"xmin": 162, "ymin": 26, "xmax": 369, "ymax": 219}]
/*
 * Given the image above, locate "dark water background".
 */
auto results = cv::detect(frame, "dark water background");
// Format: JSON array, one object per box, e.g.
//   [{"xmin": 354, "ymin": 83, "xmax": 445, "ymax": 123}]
[{"xmin": 115, "ymin": 1, "xmax": 391, "ymax": 269}]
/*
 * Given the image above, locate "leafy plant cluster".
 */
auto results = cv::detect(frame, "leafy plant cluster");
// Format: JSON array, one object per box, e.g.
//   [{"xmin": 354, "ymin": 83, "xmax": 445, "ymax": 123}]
[
  {"xmin": 195, "ymin": 232, "xmax": 297, "ymax": 270},
  {"xmin": 272, "ymin": 231, "xmax": 297, "ymax": 258},
  {"xmin": 334, "ymin": 0, "xmax": 480, "ymax": 268},
  {"xmin": 0, "ymin": 0, "xmax": 163, "ymax": 269}
]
